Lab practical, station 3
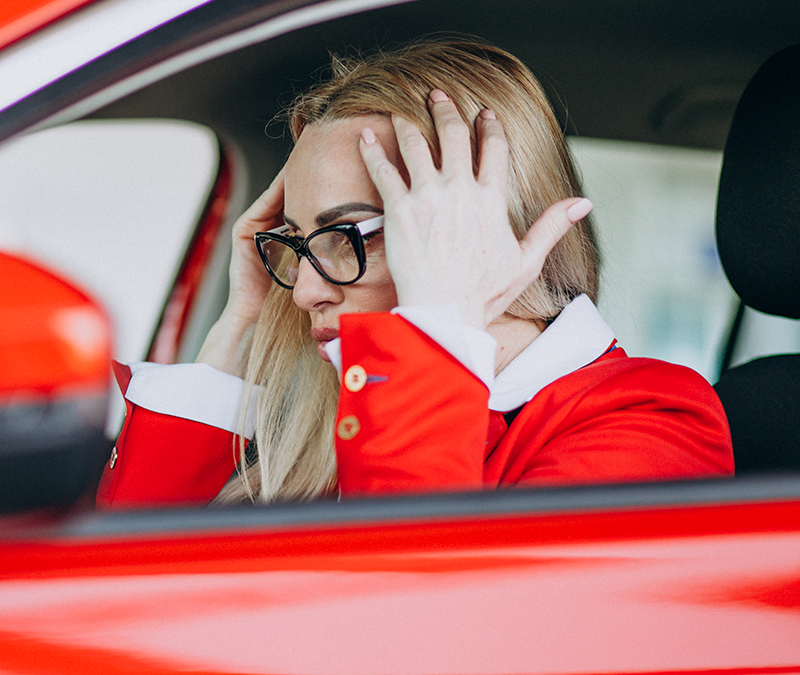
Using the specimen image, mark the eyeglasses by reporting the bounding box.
[254,215,384,289]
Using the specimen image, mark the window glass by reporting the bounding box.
[0,120,219,428]
[2,127,790,417]
[730,306,800,368]
[569,138,735,381]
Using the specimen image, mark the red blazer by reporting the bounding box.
[97,314,733,508]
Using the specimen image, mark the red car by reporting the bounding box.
[1,1,799,673]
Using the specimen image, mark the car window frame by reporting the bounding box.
[2,0,800,520]
[0,0,413,144]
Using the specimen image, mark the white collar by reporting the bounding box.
[326,295,616,414]
[488,295,616,412]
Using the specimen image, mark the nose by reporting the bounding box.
[292,256,343,312]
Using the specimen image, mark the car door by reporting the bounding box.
[1,1,799,673]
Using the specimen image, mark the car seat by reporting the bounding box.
[714,44,800,473]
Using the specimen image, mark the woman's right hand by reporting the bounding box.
[196,169,285,377]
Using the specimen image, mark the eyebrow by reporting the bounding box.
[284,202,383,231]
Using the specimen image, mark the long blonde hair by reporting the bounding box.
[216,39,599,504]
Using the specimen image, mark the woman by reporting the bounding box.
[97,40,733,508]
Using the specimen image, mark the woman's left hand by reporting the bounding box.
[358,89,592,330]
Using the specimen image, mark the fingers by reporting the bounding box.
[427,89,472,176]
[247,168,285,221]
[361,90,504,196]
[566,197,594,223]
[235,169,286,240]
[476,108,508,188]
[391,116,437,185]
[359,126,408,204]
[518,197,593,275]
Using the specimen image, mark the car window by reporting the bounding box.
[570,138,734,381]
[729,307,800,367]
[1,122,791,443]
[0,119,219,429]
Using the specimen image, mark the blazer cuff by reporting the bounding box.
[391,305,497,389]
[124,362,260,439]
[324,305,497,389]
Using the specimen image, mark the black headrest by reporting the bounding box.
[716,44,800,319]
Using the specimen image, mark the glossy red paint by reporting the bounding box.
[3,499,800,579]
[0,0,98,50]
[0,252,112,395]
[1,2,799,673]
[0,498,798,674]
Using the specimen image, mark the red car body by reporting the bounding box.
[1,487,799,674]
[1,1,799,673]
[0,0,95,49]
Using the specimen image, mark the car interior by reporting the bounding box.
[2,0,800,513]
[713,44,800,473]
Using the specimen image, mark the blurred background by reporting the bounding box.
[0,121,737,373]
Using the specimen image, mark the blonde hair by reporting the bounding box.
[215,39,599,504]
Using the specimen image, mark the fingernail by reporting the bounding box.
[567,197,593,222]
[479,108,496,120]
[429,89,448,103]
[361,127,376,144]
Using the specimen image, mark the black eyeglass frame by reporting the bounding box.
[254,215,384,290]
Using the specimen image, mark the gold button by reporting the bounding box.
[109,446,118,469]
[337,415,361,440]
[344,365,367,392]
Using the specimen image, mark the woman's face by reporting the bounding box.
[284,115,401,361]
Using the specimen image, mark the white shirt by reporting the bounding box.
[124,294,615,439]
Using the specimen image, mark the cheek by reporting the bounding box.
[348,257,398,312]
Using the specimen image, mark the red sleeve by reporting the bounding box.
[96,362,241,509]
[334,314,734,497]
[335,313,490,496]
[487,354,734,486]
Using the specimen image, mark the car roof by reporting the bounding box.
[0,0,98,50]
[2,0,800,152]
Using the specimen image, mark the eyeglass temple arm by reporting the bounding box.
[356,215,384,235]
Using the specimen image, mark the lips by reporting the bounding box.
[311,327,339,362]
[311,327,339,343]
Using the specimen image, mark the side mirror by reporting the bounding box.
[0,252,112,513]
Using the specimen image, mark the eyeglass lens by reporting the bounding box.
[263,240,299,286]
[263,230,360,287]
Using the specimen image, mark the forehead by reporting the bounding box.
[283,116,399,224]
